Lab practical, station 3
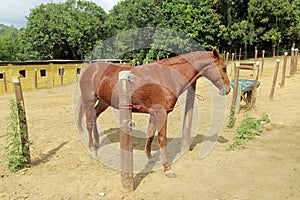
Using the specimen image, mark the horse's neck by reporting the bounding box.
[171,52,210,82]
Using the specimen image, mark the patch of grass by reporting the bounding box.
[229,113,270,150]
[4,99,31,172]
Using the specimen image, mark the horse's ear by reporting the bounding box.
[212,46,221,59]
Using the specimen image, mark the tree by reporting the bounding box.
[208,0,250,51]
[289,0,300,46]
[248,0,294,51]
[18,0,107,60]
[0,25,18,61]
[100,0,163,62]
[104,0,220,63]
[159,0,219,49]
[107,0,162,33]
[145,0,220,61]
[228,20,255,58]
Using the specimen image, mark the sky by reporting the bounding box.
[0,0,120,29]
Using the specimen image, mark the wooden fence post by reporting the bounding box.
[181,82,196,152]
[261,50,265,75]
[60,66,64,86]
[228,62,240,127]
[232,62,240,112]
[269,59,280,100]
[12,77,31,163]
[280,52,288,88]
[255,47,258,63]
[3,71,8,93]
[295,49,298,73]
[34,69,38,89]
[230,53,235,77]
[119,71,134,192]
[226,52,229,67]
[250,61,260,109]
[235,82,242,112]
[290,48,295,77]
[76,68,79,83]
[239,48,242,61]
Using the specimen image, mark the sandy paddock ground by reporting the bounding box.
[0,59,299,200]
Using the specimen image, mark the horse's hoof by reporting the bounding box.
[90,152,97,158]
[165,170,177,178]
[163,165,171,172]
[94,143,100,149]
[146,153,153,160]
[89,148,97,158]
[163,165,176,178]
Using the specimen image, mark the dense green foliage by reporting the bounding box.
[248,0,296,53]
[17,0,107,60]
[0,25,18,61]
[0,0,299,61]
[146,0,220,61]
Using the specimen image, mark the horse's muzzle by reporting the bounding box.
[219,85,231,96]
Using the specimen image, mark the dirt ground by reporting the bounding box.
[0,58,299,200]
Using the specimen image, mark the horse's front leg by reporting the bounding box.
[158,118,177,178]
[145,113,156,159]
[157,120,170,171]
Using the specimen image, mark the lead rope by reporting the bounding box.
[118,93,204,113]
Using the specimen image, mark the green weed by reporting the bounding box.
[229,113,270,150]
[4,99,31,172]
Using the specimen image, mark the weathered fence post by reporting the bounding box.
[269,59,280,100]
[3,71,7,93]
[181,82,196,152]
[228,62,240,127]
[60,66,64,86]
[118,71,134,192]
[235,82,242,112]
[76,68,79,83]
[255,47,258,63]
[12,76,31,163]
[250,61,260,109]
[34,69,38,89]
[226,52,229,67]
[295,49,298,73]
[280,52,288,88]
[290,48,295,77]
[232,62,240,113]
[239,48,242,61]
[261,50,265,75]
[230,53,235,77]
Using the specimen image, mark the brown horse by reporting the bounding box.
[77,47,231,172]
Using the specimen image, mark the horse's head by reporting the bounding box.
[204,47,231,95]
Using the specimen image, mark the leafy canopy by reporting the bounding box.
[18,0,107,60]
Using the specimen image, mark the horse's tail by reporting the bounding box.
[77,95,85,132]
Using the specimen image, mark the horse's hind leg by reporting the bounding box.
[145,113,156,159]
[94,100,109,148]
[84,100,97,152]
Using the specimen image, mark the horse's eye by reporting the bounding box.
[222,67,227,73]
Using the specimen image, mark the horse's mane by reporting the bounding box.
[154,51,212,66]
